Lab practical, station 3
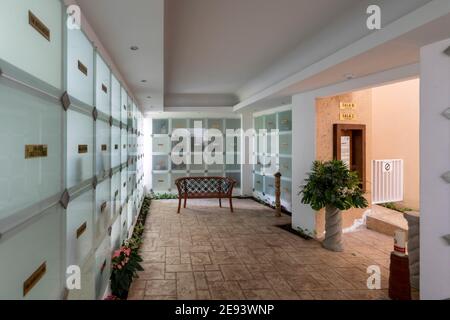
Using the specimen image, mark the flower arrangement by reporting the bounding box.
[110,245,144,299]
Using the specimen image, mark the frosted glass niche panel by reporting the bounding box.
[0,82,62,219]
[120,88,128,124]
[67,110,93,188]
[225,119,241,130]
[0,205,62,299]
[153,119,169,135]
[111,172,120,216]
[0,0,62,89]
[95,235,111,299]
[111,126,120,168]
[120,205,128,244]
[66,190,94,269]
[279,157,292,178]
[254,174,263,193]
[279,134,292,155]
[66,257,95,300]
[171,173,187,190]
[226,172,241,189]
[67,28,94,105]
[265,114,277,132]
[208,119,224,132]
[121,128,127,164]
[96,120,111,177]
[111,75,121,121]
[153,136,170,154]
[153,173,169,191]
[95,54,111,116]
[264,176,276,197]
[95,179,111,241]
[110,216,121,253]
[153,155,169,171]
[172,119,187,132]
[254,116,264,131]
[121,169,127,205]
[278,111,292,132]
[281,180,292,204]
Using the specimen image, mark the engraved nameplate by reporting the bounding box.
[76,222,87,239]
[123,144,126,149]
[115,144,119,150]
[78,145,88,154]
[101,144,107,151]
[115,190,119,198]
[123,182,126,187]
[23,262,46,297]
[78,60,88,76]
[101,202,107,213]
[29,11,50,41]
[102,84,108,93]
[25,145,48,159]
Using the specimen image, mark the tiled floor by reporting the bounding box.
[128,199,394,300]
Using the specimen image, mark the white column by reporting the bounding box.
[291,93,317,236]
[241,111,254,196]
[420,38,450,300]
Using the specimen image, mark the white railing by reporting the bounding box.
[372,159,404,204]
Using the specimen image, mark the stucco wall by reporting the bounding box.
[372,79,420,210]
[315,90,373,237]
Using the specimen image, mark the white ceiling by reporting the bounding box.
[76,0,164,112]
[165,0,359,100]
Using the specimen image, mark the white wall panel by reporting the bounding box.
[96,120,111,177]
[111,75,121,121]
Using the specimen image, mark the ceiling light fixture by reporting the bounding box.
[130,46,139,51]
[344,73,355,80]
[147,96,152,99]
[141,80,147,83]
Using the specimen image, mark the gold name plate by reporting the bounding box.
[23,262,46,297]
[29,11,50,41]
[102,144,108,151]
[78,145,88,154]
[76,222,87,239]
[25,145,48,159]
[78,60,88,76]
[340,112,356,121]
[101,202,107,213]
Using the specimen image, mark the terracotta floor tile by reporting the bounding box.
[205,271,224,282]
[220,265,252,281]
[145,280,176,296]
[166,264,193,273]
[127,199,392,300]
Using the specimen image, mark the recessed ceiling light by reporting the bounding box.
[147,96,152,99]
[130,46,139,51]
[344,73,355,80]
[141,80,147,83]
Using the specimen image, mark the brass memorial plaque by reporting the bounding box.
[115,190,119,198]
[101,202,107,213]
[77,60,88,76]
[25,145,48,159]
[23,262,46,297]
[28,11,50,41]
[101,144,107,151]
[78,145,88,154]
[102,84,108,93]
[76,222,87,239]
[115,144,119,150]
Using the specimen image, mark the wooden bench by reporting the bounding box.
[175,176,236,213]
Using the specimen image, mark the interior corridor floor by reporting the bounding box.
[128,199,392,300]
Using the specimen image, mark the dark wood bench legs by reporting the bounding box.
[177,197,182,214]
[219,198,222,208]
[229,196,234,213]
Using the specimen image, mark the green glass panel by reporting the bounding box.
[95,54,111,116]
[278,110,292,132]
[153,119,169,135]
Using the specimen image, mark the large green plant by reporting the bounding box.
[110,246,144,299]
[300,160,368,211]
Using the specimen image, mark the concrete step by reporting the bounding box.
[366,205,409,237]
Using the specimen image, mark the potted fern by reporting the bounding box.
[299,160,368,252]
